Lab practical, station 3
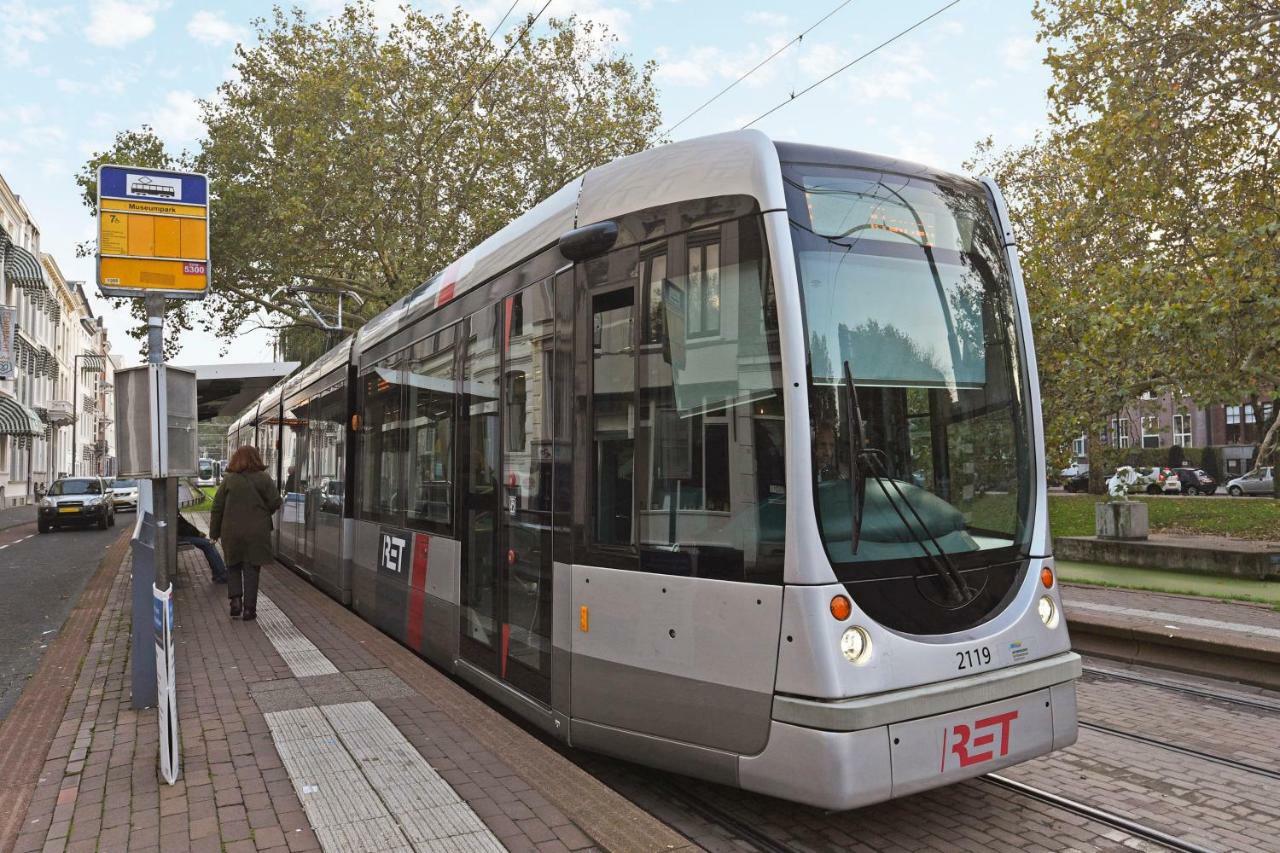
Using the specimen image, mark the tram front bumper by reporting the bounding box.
[739,652,1081,810]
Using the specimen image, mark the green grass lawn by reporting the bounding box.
[1058,560,1280,607]
[1049,494,1280,541]
[187,487,214,513]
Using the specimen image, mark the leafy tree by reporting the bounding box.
[76,2,660,357]
[970,0,1280,491]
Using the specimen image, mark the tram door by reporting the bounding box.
[459,282,554,704]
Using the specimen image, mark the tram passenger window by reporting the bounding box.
[312,383,346,515]
[592,288,635,547]
[357,352,408,524]
[634,216,786,582]
[406,326,456,531]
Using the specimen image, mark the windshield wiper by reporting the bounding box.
[841,361,973,606]
[842,361,867,555]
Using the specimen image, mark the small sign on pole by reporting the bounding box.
[153,585,180,784]
[96,165,210,299]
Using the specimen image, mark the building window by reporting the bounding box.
[1245,403,1257,424]
[1173,414,1192,447]
[1141,415,1160,449]
[1226,405,1243,443]
[1072,433,1086,457]
[1110,417,1130,449]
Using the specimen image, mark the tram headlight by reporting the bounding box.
[1037,595,1059,629]
[840,626,872,664]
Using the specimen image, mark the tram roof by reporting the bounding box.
[351,129,789,355]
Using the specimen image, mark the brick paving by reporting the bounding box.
[8,541,688,853]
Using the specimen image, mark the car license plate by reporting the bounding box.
[888,688,1053,797]
[58,507,79,514]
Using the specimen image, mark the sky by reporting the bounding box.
[0,0,1052,367]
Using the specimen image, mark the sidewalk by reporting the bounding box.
[6,542,692,852]
[0,503,35,532]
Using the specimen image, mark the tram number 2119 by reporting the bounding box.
[955,646,992,671]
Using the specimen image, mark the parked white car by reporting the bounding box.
[110,477,139,510]
[1225,466,1274,497]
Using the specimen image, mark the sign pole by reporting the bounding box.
[100,164,205,784]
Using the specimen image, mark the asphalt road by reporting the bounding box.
[0,517,127,720]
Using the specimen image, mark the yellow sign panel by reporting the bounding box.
[99,257,208,293]
[97,165,209,299]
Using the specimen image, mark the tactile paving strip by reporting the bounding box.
[255,595,340,677]
[258,612,505,850]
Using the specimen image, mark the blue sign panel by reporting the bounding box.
[99,165,208,206]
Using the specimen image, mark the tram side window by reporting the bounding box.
[592,287,635,547]
[311,383,346,515]
[357,353,408,523]
[587,214,786,582]
[406,326,456,531]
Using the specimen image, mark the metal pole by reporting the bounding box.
[146,294,171,591]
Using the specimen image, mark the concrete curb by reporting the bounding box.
[1067,612,1280,691]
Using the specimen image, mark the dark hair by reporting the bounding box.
[226,445,267,474]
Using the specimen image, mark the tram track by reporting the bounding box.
[982,774,1218,853]
[1078,720,1280,782]
[647,779,796,853]
[1082,663,1280,713]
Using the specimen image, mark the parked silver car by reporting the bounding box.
[1225,466,1274,496]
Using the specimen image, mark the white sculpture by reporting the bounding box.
[1106,465,1138,501]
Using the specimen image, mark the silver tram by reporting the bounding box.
[228,131,1079,810]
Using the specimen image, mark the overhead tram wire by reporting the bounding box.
[418,0,555,165]
[485,0,522,42]
[743,0,964,129]
[662,0,856,137]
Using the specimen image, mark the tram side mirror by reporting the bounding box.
[558,220,619,261]
[661,279,686,369]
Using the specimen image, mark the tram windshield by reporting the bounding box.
[784,163,1032,570]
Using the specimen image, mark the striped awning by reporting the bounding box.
[78,353,107,373]
[3,240,44,290]
[0,394,44,436]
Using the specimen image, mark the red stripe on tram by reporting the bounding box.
[406,534,430,650]
[500,623,511,679]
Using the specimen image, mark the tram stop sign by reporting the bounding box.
[96,165,209,300]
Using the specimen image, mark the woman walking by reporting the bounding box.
[210,445,282,621]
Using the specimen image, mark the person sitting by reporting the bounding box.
[177,512,227,583]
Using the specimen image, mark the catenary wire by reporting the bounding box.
[662,0,857,136]
[743,0,963,128]
[485,0,522,42]
[419,0,555,163]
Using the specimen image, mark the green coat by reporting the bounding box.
[209,471,282,567]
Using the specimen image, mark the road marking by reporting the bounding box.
[1070,600,1280,640]
[255,595,503,852]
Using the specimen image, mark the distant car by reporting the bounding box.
[1063,471,1090,493]
[1132,466,1180,495]
[110,477,139,511]
[38,477,116,533]
[1226,466,1274,497]
[1167,467,1217,495]
[1059,463,1088,478]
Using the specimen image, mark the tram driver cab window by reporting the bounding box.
[586,208,786,583]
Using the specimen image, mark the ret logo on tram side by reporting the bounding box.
[379,530,409,575]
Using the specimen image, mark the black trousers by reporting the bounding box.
[228,563,261,609]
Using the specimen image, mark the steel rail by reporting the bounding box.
[1082,664,1280,713]
[1079,720,1280,782]
[983,774,1218,853]
[650,780,796,853]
